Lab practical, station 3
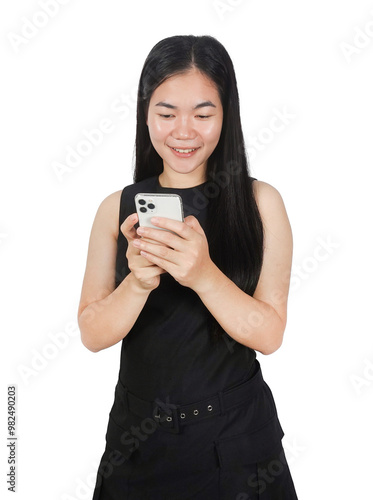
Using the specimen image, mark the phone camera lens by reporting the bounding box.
[138,199,146,205]
[147,203,155,210]
[139,207,147,213]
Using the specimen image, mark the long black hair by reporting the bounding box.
[133,35,264,342]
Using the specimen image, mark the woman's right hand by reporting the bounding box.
[120,213,166,291]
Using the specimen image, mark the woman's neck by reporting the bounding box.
[158,170,207,189]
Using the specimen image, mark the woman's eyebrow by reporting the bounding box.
[155,101,217,110]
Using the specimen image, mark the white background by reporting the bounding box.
[1,0,372,498]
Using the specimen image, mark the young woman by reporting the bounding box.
[78,35,298,499]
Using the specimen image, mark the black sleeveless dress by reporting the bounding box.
[91,175,298,499]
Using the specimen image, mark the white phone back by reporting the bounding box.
[135,193,184,231]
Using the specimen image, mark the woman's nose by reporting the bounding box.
[171,116,196,140]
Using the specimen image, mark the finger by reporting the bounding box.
[130,255,164,283]
[133,252,166,271]
[120,213,139,241]
[148,217,192,240]
[133,252,156,267]
[129,237,165,262]
[145,265,168,277]
[183,215,205,235]
[134,239,178,264]
[140,236,166,247]
[139,249,175,276]
[136,226,184,250]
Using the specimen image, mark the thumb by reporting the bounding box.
[184,215,204,234]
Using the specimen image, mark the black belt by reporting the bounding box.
[117,361,265,434]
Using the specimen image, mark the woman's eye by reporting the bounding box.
[158,114,211,119]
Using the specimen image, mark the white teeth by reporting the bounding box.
[172,147,197,153]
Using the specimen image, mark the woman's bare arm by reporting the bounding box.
[77,191,152,353]
[192,180,293,355]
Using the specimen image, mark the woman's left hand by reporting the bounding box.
[132,215,216,292]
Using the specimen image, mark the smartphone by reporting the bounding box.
[134,193,184,240]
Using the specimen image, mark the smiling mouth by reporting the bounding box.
[168,146,200,153]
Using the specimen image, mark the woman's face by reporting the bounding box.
[147,68,223,181]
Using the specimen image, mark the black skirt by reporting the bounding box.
[92,362,298,499]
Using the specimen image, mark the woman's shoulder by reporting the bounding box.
[251,179,288,219]
[94,189,123,239]
[97,189,123,213]
[251,178,284,201]
[95,177,155,238]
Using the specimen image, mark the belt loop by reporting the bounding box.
[218,391,226,415]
